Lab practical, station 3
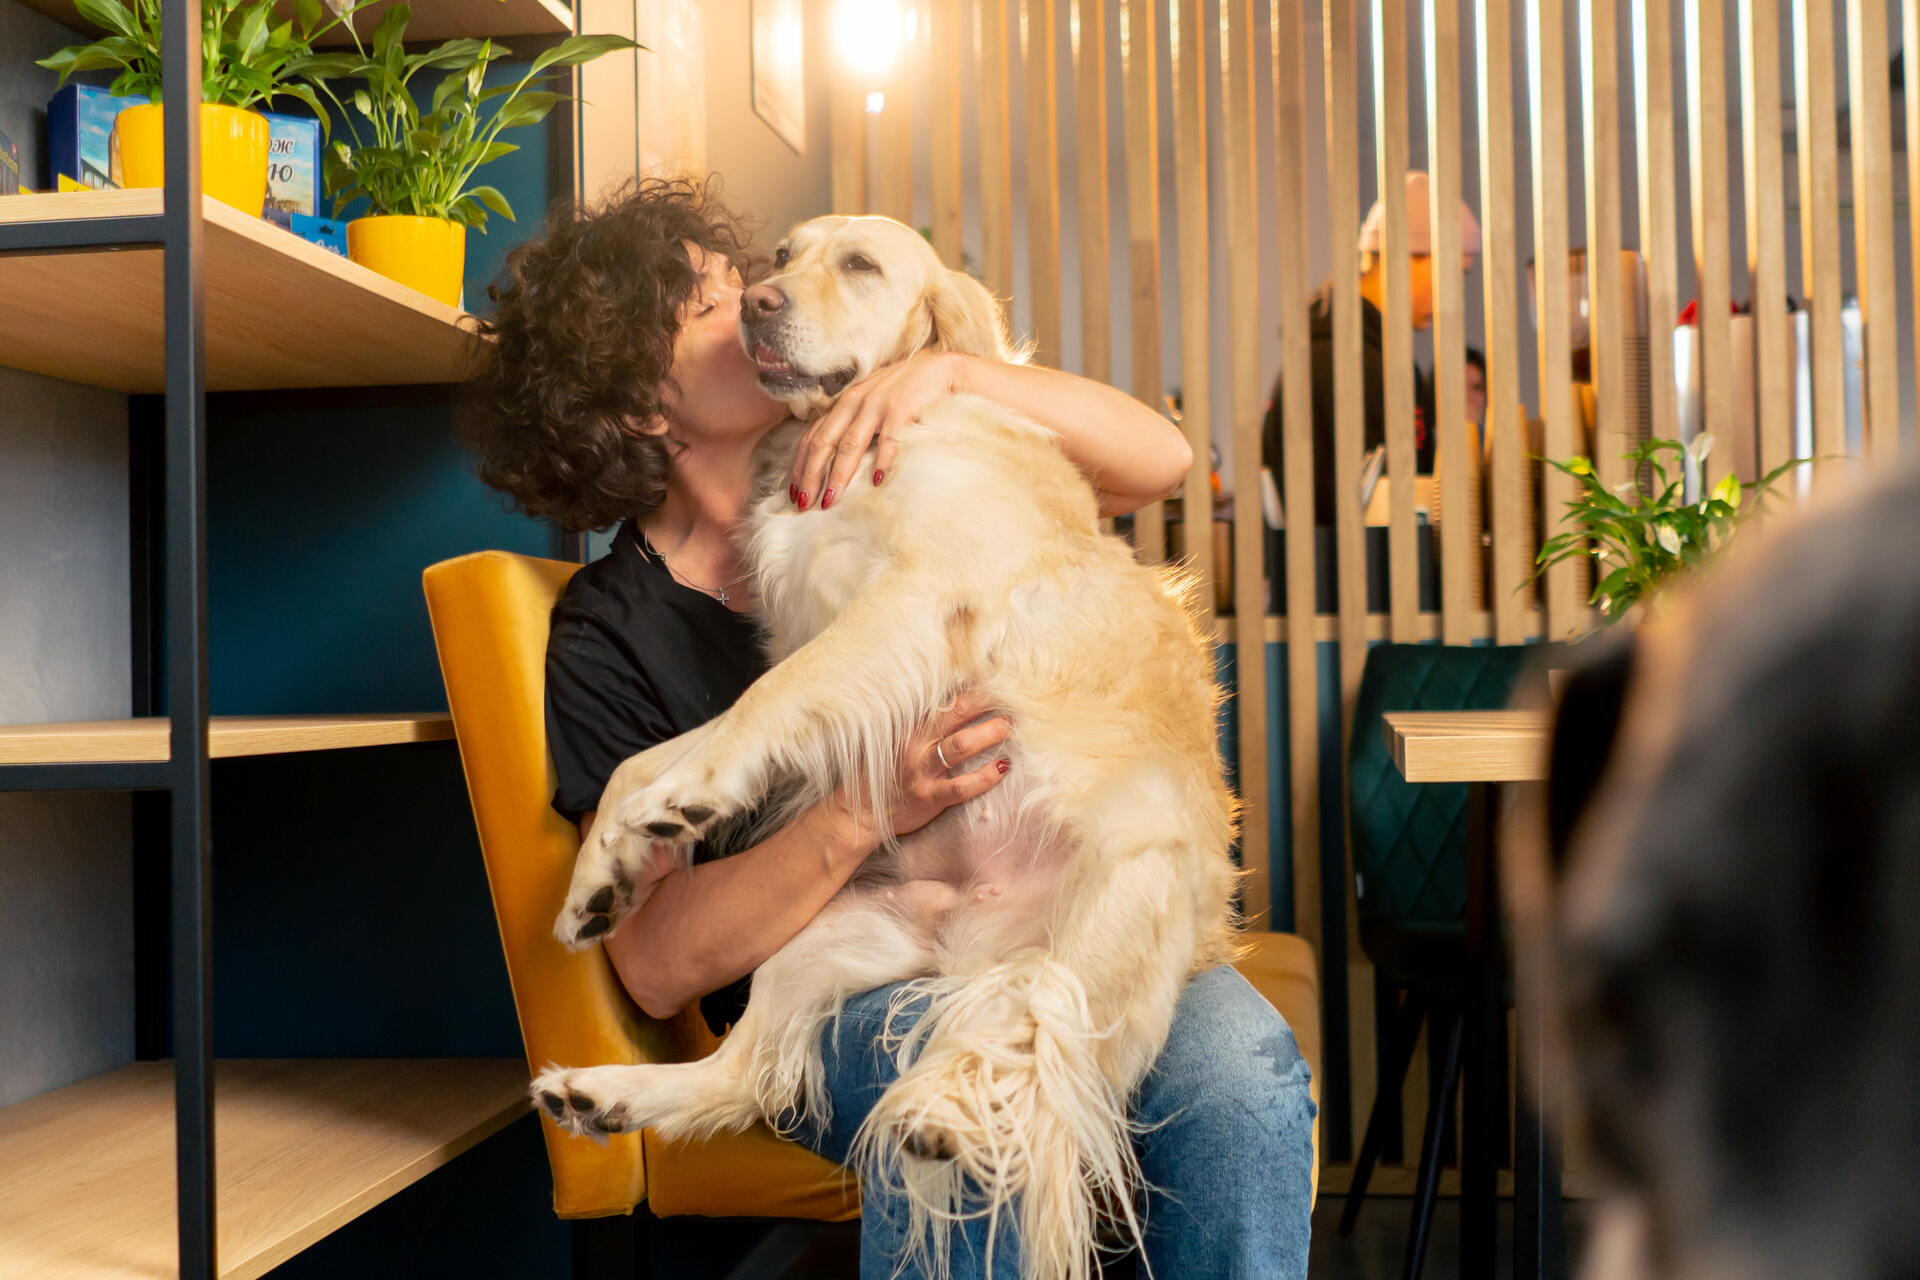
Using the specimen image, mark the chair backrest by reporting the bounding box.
[1347,643,1539,926]
[423,550,677,1219]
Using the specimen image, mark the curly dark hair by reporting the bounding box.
[460,176,759,532]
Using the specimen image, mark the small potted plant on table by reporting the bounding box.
[310,5,635,306]
[39,0,350,216]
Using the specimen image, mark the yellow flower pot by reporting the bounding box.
[346,215,466,308]
[111,103,269,217]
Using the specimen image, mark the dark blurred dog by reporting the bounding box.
[1548,471,1920,1280]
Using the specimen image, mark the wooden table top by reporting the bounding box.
[1383,710,1553,783]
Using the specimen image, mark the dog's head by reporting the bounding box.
[739,215,1016,418]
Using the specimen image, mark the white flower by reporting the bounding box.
[1655,522,1683,556]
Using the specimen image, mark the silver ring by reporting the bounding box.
[935,740,952,771]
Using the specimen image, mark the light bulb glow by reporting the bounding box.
[835,0,915,77]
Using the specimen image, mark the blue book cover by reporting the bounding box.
[47,84,146,190]
[289,212,346,256]
[263,113,320,226]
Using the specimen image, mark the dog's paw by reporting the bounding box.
[607,774,730,848]
[531,1066,642,1139]
[554,821,683,950]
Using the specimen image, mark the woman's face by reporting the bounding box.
[657,243,788,444]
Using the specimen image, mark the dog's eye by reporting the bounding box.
[844,255,880,274]
[773,246,790,268]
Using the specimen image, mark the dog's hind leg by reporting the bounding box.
[535,893,937,1144]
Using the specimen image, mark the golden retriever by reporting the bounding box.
[532,215,1240,1280]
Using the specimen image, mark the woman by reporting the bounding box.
[463,176,1315,1280]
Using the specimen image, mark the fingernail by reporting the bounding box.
[822,487,836,510]
[873,468,886,486]
[788,483,799,505]
[797,491,810,511]
[996,758,1010,774]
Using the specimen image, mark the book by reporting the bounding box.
[289,212,346,256]
[263,113,320,226]
[0,127,19,195]
[47,84,144,190]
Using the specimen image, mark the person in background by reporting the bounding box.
[1464,345,1488,428]
[1260,170,1481,526]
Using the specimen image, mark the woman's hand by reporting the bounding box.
[828,692,1012,842]
[788,351,967,510]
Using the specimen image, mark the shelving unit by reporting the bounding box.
[0,1058,528,1280]
[14,0,574,46]
[0,714,454,764]
[0,191,480,392]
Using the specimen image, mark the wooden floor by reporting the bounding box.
[644,1195,1592,1278]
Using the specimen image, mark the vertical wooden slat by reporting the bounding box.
[1582,0,1627,489]
[1793,0,1844,471]
[1372,0,1420,640]
[1847,0,1901,462]
[1023,0,1065,366]
[1634,0,1681,453]
[977,0,1016,304]
[930,0,966,264]
[879,9,919,225]
[1685,0,1733,488]
[1481,0,1528,644]
[1906,0,1920,467]
[1741,0,1790,474]
[1122,0,1166,560]
[1426,0,1471,645]
[577,0,639,198]
[1529,0,1580,634]
[1171,0,1216,610]
[1222,0,1269,923]
[830,74,869,214]
[1074,0,1113,384]
[1273,0,1317,948]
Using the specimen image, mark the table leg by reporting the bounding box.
[1515,784,1567,1279]
[1460,781,1499,1276]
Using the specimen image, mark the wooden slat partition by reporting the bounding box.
[976,0,1016,304]
[1372,0,1421,640]
[1024,0,1065,367]
[1740,0,1791,474]
[1846,0,1901,460]
[1792,0,1845,473]
[1170,0,1216,610]
[1426,0,1472,645]
[830,72,869,214]
[1582,0,1627,490]
[879,11,918,225]
[1634,0,1681,452]
[1222,0,1269,922]
[1122,0,1167,561]
[930,0,966,265]
[1326,0,1367,728]
[1907,0,1920,464]
[1529,0,1580,635]
[1685,0,1733,488]
[1481,0,1528,643]
[1074,0,1113,385]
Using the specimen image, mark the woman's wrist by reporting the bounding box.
[807,788,883,871]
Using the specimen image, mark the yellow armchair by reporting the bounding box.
[422,548,1319,1240]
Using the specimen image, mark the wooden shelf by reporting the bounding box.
[16,0,573,46]
[1382,710,1553,783]
[0,1058,529,1280]
[0,713,454,765]
[0,190,482,392]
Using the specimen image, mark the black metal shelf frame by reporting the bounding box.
[0,0,215,1271]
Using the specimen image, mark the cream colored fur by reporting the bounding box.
[534,216,1240,1280]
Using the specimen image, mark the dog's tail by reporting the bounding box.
[850,957,1145,1280]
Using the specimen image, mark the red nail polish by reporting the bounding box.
[788,483,799,505]
[872,468,886,486]
[797,491,810,510]
[996,758,1010,774]
[822,487,836,510]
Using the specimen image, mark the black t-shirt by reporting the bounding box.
[545,518,769,1032]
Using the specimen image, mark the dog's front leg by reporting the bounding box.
[598,582,976,856]
[535,892,936,1143]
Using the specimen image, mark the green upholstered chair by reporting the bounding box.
[1339,642,1543,1278]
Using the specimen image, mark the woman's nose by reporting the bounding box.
[743,282,787,317]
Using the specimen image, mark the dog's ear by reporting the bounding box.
[924,268,1016,362]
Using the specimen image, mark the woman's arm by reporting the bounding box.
[787,351,1192,518]
[594,696,1013,1019]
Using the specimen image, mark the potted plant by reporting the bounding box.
[38,0,352,216]
[1533,434,1812,624]
[309,6,635,306]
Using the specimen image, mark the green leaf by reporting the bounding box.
[464,183,513,219]
[1711,471,1742,510]
[293,0,321,32]
[73,0,142,41]
[371,1,410,58]
[528,31,640,77]
[236,3,270,60]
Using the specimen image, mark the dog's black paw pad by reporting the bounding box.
[589,1105,632,1135]
[539,1092,567,1118]
[576,914,612,941]
[644,820,684,838]
[585,885,615,914]
[681,805,716,826]
[567,1090,596,1113]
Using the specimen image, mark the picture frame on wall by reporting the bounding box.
[751,0,806,155]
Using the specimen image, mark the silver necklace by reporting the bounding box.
[640,529,753,606]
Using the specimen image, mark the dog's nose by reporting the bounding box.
[743,283,787,317]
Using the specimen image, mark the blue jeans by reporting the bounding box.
[794,965,1316,1279]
